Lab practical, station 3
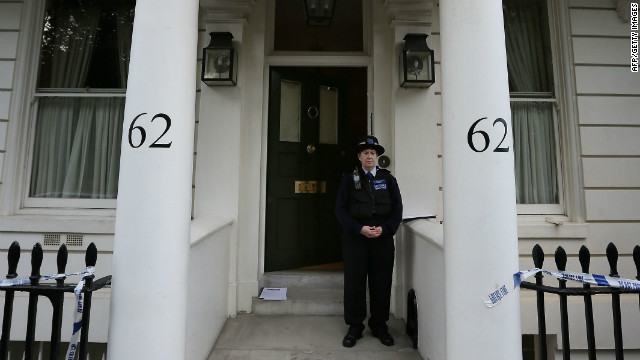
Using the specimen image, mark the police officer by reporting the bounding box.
[335,135,403,348]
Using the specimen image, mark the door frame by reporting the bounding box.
[258,58,373,275]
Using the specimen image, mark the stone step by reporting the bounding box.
[208,314,423,360]
[259,270,344,289]
[254,270,345,315]
[253,287,344,315]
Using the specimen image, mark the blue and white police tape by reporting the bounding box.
[65,278,86,360]
[0,267,95,287]
[483,268,640,308]
[483,284,511,308]
[513,268,640,291]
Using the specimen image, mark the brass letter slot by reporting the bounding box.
[295,180,326,194]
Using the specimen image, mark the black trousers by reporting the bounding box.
[342,233,395,333]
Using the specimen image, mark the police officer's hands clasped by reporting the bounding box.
[360,226,382,238]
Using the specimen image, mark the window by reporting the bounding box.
[26,0,134,207]
[503,0,563,214]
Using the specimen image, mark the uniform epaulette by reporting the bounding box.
[377,168,391,174]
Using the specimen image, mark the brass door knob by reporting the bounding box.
[307,144,316,154]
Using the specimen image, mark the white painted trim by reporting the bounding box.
[227,282,237,316]
[517,218,589,239]
[190,213,234,247]
[551,0,585,223]
[403,218,443,249]
[0,214,116,233]
[0,0,42,215]
[34,92,126,97]
[23,198,117,208]
[258,61,269,277]
[237,279,259,313]
[517,203,564,215]
[384,0,433,27]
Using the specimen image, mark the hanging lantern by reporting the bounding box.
[400,33,435,88]
[201,32,237,86]
[304,0,336,26]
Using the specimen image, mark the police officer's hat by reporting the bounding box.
[356,135,385,155]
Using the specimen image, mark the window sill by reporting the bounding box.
[0,214,115,234]
[23,197,117,209]
[517,216,588,239]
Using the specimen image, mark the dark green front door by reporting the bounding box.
[265,67,366,272]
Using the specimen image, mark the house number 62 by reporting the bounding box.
[128,112,173,149]
[467,117,510,153]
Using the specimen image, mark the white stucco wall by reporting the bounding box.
[397,220,446,360]
[186,216,232,360]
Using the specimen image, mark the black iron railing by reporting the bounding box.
[0,241,111,360]
[520,243,640,360]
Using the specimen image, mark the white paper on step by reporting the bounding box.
[259,287,287,300]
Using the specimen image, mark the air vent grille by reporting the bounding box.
[43,234,61,246]
[66,234,84,247]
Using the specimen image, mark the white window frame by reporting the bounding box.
[512,96,564,216]
[19,0,128,211]
[511,0,585,223]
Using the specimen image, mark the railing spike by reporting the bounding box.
[7,241,21,279]
[86,242,98,268]
[57,244,68,274]
[555,245,570,359]
[633,245,640,281]
[30,243,43,285]
[57,244,68,287]
[606,242,623,357]
[532,244,545,268]
[606,242,619,277]
[579,245,591,274]
[555,246,567,271]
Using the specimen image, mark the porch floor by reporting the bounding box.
[206,314,424,360]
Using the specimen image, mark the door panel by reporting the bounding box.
[265,67,362,272]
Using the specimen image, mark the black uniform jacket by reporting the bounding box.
[335,166,403,238]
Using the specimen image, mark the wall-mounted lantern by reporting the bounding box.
[304,0,336,26]
[201,32,237,86]
[400,33,435,88]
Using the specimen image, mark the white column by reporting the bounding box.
[440,0,522,359]
[107,0,198,359]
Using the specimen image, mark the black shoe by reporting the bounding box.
[342,332,363,348]
[372,330,394,346]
